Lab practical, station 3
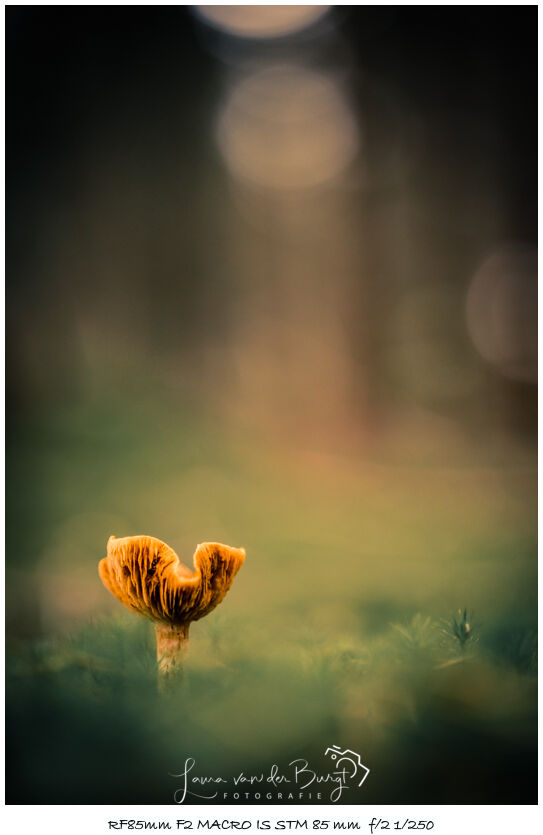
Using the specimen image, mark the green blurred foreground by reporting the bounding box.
[6,398,537,803]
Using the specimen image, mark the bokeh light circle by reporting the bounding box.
[466,243,537,383]
[216,65,359,191]
[193,5,330,39]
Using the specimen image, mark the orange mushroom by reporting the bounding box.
[98,534,245,679]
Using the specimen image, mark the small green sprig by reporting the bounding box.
[441,608,477,652]
[391,613,435,649]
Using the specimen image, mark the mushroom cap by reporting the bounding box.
[98,535,246,626]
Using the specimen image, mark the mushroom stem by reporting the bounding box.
[155,622,190,680]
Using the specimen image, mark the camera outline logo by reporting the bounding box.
[324,744,370,788]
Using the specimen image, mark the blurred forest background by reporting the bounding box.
[6,5,537,804]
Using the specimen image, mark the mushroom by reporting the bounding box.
[98,534,245,680]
